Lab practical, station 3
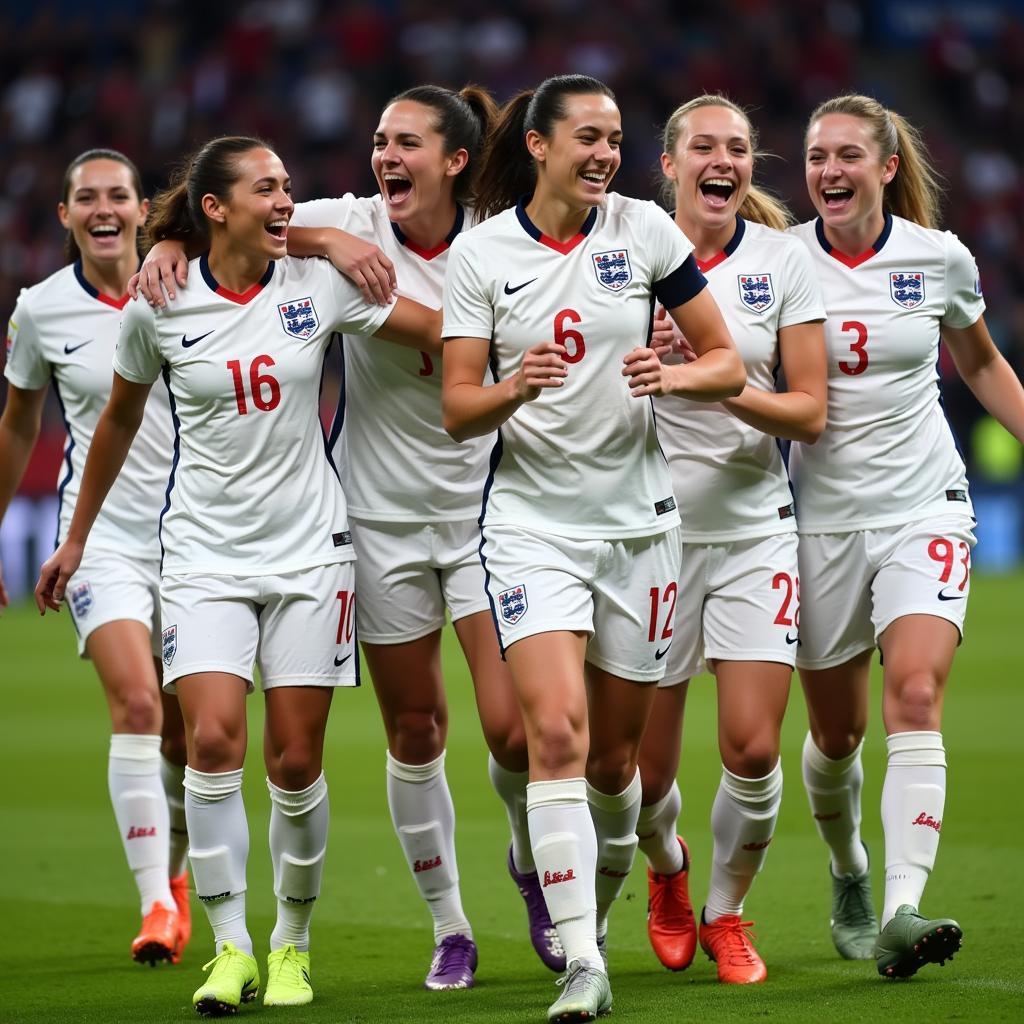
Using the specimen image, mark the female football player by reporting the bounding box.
[442,74,745,1022]
[36,135,442,1014]
[635,95,826,984]
[790,94,1024,979]
[0,149,190,967]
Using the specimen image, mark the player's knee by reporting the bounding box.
[114,686,162,734]
[529,716,586,775]
[809,723,864,761]
[722,734,779,779]
[266,738,322,791]
[189,720,245,773]
[586,748,639,796]
[639,763,674,806]
[484,720,529,772]
[390,708,445,762]
[892,671,941,729]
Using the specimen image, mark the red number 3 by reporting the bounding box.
[838,320,868,376]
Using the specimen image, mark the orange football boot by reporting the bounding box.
[170,871,192,964]
[646,836,697,970]
[131,900,179,966]
[699,913,767,984]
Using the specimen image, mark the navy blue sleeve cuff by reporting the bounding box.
[653,254,707,309]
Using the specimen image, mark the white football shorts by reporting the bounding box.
[159,562,359,691]
[480,524,682,683]
[661,532,800,686]
[348,517,490,644]
[797,514,976,670]
[65,547,161,659]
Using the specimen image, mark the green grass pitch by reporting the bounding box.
[1,575,1023,1023]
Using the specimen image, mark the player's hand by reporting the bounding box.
[326,235,396,305]
[623,346,673,397]
[34,540,84,615]
[652,305,697,363]
[515,342,568,402]
[129,241,189,307]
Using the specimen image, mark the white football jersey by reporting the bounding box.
[4,262,172,557]
[113,254,392,574]
[443,194,704,539]
[789,215,983,532]
[291,196,489,522]
[655,218,825,542]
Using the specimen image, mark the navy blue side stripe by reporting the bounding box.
[158,364,182,572]
[51,379,75,550]
[319,335,343,482]
[326,334,346,454]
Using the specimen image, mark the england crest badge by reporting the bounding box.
[890,272,925,309]
[278,297,319,339]
[162,624,177,667]
[70,581,93,618]
[738,274,775,312]
[497,585,528,626]
[592,250,632,292]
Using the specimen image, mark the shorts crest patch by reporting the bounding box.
[592,250,632,292]
[70,581,93,618]
[497,585,528,626]
[278,297,319,339]
[890,272,925,309]
[162,624,177,667]
[738,274,775,312]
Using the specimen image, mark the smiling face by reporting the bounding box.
[528,92,622,209]
[661,104,753,233]
[58,159,147,267]
[202,147,293,260]
[805,113,898,239]
[371,100,467,226]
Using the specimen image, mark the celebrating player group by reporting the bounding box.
[2,71,1023,1023]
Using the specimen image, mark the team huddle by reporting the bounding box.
[2,72,1023,1023]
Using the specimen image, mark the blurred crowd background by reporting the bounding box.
[2,0,1023,593]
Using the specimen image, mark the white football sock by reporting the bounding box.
[705,761,783,922]
[160,754,190,878]
[588,769,642,939]
[637,780,685,876]
[109,734,173,915]
[881,731,946,926]
[386,751,472,942]
[488,754,534,872]
[268,773,328,952]
[802,733,869,877]
[184,766,251,955]
[527,778,601,971]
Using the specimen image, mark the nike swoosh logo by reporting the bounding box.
[654,645,671,660]
[504,278,537,295]
[937,590,966,602]
[334,653,352,667]
[64,339,94,354]
[182,331,214,348]
[785,633,799,645]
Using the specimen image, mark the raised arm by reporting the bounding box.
[35,373,152,612]
[288,226,395,306]
[0,384,47,609]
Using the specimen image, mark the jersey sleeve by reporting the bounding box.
[777,238,827,328]
[112,298,163,384]
[289,194,363,232]
[320,259,394,336]
[3,291,50,389]
[645,205,707,308]
[942,232,985,329]
[441,238,493,341]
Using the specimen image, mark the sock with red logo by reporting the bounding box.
[637,780,685,876]
[109,734,174,915]
[386,750,472,942]
[527,778,602,971]
[268,773,328,952]
[588,769,642,940]
[160,754,189,878]
[705,761,782,922]
[184,766,251,955]
[880,731,946,926]
[801,733,869,877]
[488,754,533,872]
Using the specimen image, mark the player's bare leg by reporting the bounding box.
[90,620,178,964]
[158,679,191,962]
[365,634,476,989]
[874,615,962,978]
[637,683,695,971]
[800,652,877,959]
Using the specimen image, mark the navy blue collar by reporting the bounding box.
[389,204,465,260]
[515,196,598,254]
[815,212,892,268]
[200,253,274,303]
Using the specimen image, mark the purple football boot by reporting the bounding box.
[424,933,478,990]
[507,846,566,972]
